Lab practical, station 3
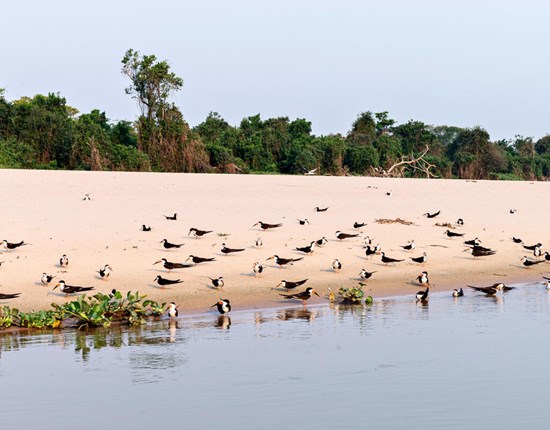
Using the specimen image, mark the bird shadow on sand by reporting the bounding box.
[240,272,257,277]
[148,284,175,290]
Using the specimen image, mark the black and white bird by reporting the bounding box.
[0,292,21,300]
[315,237,328,247]
[544,252,550,262]
[521,256,543,268]
[53,280,94,296]
[465,246,496,258]
[314,206,329,212]
[416,271,429,285]
[332,259,342,272]
[453,288,464,297]
[97,264,113,280]
[359,269,376,280]
[255,238,263,247]
[161,239,184,250]
[363,236,374,246]
[510,209,517,214]
[416,287,429,302]
[267,255,303,268]
[2,240,26,250]
[59,254,69,267]
[444,230,465,238]
[279,287,319,304]
[221,243,245,255]
[276,279,308,290]
[295,241,315,255]
[253,261,264,276]
[154,258,193,271]
[456,218,464,225]
[154,275,183,287]
[253,221,282,230]
[523,243,542,251]
[335,231,359,240]
[186,255,216,265]
[167,302,179,318]
[353,222,367,229]
[410,252,428,264]
[464,238,482,247]
[364,246,376,259]
[386,190,392,196]
[468,283,513,295]
[142,225,152,232]
[211,298,231,314]
[533,245,542,260]
[381,252,404,264]
[189,227,213,238]
[544,280,550,290]
[41,273,56,286]
[164,213,177,220]
[400,240,415,251]
[512,237,523,244]
[207,276,225,289]
[82,193,91,201]
[424,210,440,218]
[297,218,310,225]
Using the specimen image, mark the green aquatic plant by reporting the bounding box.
[338,284,365,304]
[17,309,62,329]
[0,306,17,328]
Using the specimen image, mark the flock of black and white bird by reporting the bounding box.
[1,192,549,317]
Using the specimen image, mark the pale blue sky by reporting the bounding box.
[1,0,548,140]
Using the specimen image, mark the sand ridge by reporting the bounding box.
[0,169,548,314]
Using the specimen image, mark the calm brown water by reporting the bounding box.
[1,282,549,429]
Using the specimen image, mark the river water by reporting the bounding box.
[1,282,549,429]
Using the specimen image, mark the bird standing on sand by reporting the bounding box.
[453,288,464,297]
[424,210,440,218]
[416,271,429,285]
[523,242,542,251]
[544,252,550,262]
[400,240,415,251]
[186,255,216,265]
[465,246,496,258]
[164,213,177,220]
[456,218,464,225]
[512,237,523,244]
[167,302,179,318]
[381,252,404,264]
[297,218,310,225]
[295,241,315,255]
[314,206,329,212]
[207,276,225,290]
[354,222,366,229]
[221,243,245,255]
[154,258,192,271]
[280,287,319,305]
[315,237,328,247]
[212,298,231,314]
[97,264,113,280]
[534,245,542,260]
[0,292,21,300]
[154,275,183,287]
[365,246,376,259]
[359,269,376,280]
[464,238,482,246]
[410,252,428,264]
[142,225,152,231]
[275,279,308,290]
[267,255,303,268]
[332,259,342,272]
[41,273,56,286]
[444,230,465,238]
[335,231,359,240]
[59,254,69,267]
[53,280,94,296]
[82,193,91,201]
[161,239,184,250]
[253,261,264,276]
[255,238,263,247]
[189,228,213,238]
[2,240,26,250]
[520,256,543,268]
[253,221,282,230]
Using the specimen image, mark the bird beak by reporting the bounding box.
[266,256,274,261]
[53,284,59,290]
[185,257,190,262]
[159,240,163,244]
[153,260,161,265]
[252,223,258,227]
[313,291,320,297]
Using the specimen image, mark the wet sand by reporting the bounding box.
[0,169,548,313]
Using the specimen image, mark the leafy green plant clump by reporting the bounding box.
[0,291,166,330]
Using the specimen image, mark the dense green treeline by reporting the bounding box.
[1,51,549,180]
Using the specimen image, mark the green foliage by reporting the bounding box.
[338,284,365,304]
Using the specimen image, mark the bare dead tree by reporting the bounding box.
[369,145,438,178]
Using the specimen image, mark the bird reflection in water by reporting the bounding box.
[169,320,179,342]
[278,308,316,322]
[215,315,231,330]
